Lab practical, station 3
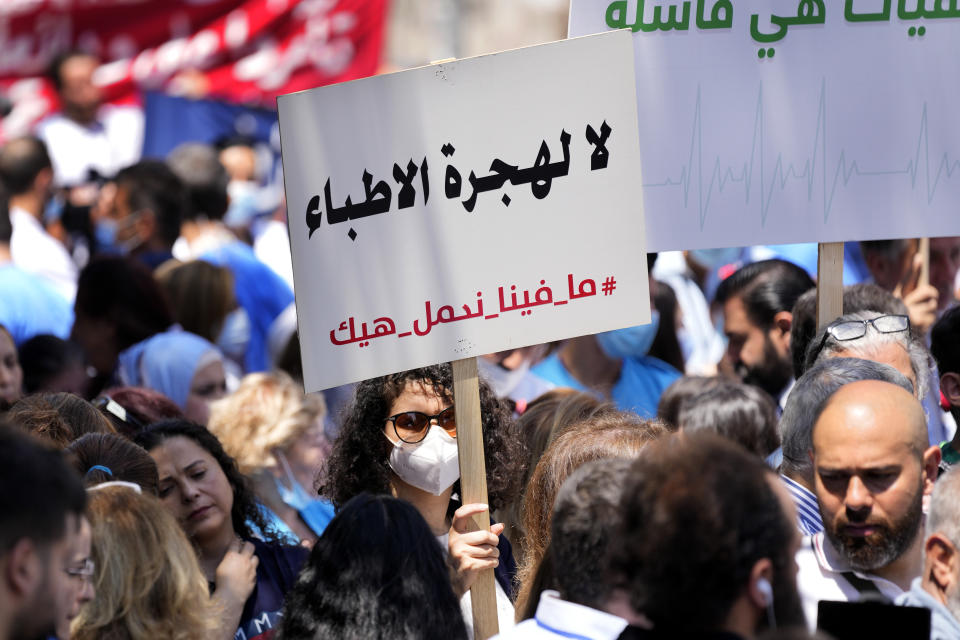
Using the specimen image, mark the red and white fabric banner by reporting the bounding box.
[0,0,389,142]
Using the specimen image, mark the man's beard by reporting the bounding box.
[823,478,924,572]
[737,333,793,399]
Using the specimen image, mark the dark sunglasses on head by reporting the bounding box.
[385,406,456,443]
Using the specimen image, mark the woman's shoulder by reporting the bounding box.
[249,537,310,587]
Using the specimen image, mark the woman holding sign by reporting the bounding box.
[321,364,522,636]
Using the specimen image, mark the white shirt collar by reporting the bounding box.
[811,531,904,594]
[533,590,628,640]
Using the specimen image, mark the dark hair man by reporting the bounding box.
[0,136,77,301]
[0,196,74,346]
[931,306,960,472]
[779,358,914,537]
[497,458,641,639]
[613,433,805,639]
[798,380,940,626]
[37,51,143,188]
[896,466,960,638]
[0,425,87,640]
[166,143,294,373]
[107,161,185,269]
[716,259,814,406]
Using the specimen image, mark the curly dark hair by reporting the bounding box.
[134,419,274,542]
[320,364,521,513]
[275,493,467,640]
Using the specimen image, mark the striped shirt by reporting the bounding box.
[780,474,823,536]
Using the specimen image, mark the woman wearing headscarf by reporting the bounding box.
[117,329,227,425]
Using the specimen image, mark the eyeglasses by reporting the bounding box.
[385,406,456,443]
[811,314,911,363]
[65,558,95,582]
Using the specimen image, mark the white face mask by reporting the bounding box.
[387,425,460,496]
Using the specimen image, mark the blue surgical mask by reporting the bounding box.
[94,218,119,252]
[274,451,335,536]
[43,194,65,224]
[595,310,661,360]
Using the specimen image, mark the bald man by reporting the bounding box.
[796,380,941,627]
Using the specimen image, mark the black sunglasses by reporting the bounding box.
[385,406,457,443]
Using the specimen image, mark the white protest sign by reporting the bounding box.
[569,1,960,252]
[278,31,649,393]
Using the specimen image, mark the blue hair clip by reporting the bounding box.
[86,464,113,477]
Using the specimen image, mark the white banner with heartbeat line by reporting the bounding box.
[570,0,960,251]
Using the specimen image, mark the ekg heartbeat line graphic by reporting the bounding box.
[642,79,960,229]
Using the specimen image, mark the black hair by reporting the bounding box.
[320,364,521,513]
[275,493,467,640]
[715,259,815,330]
[47,50,98,93]
[114,161,185,246]
[932,305,960,377]
[134,420,274,542]
[67,432,160,495]
[612,433,801,633]
[655,375,723,430]
[276,494,467,640]
[18,335,86,394]
[75,256,173,352]
[0,190,11,244]
[0,424,86,551]
[677,381,780,457]
[166,144,229,222]
[0,136,51,196]
[550,458,633,608]
[789,283,908,379]
[648,279,684,372]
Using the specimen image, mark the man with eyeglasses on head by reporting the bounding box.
[805,310,949,447]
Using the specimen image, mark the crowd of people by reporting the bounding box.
[2,50,960,640]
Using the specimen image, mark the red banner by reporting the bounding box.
[0,0,388,141]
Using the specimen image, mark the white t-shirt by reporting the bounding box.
[36,106,143,186]
[9,206,77,302]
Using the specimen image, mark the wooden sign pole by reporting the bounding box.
[451,357,499,640]
[817,242,844,330]
[435,52,498,637]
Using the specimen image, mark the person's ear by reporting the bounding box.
[34,167,54,195]
[922,446,942,495]
[5,538,42,598]
[941,372,960,409]
[748,558,774,610]
[773,311,793,337]
[926,533,958,594]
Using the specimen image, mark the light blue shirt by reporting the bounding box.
[533,352,680,418]
[896,578,960,640]
[0,264,73,345]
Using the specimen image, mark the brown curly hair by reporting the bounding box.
[319,364,522,513]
